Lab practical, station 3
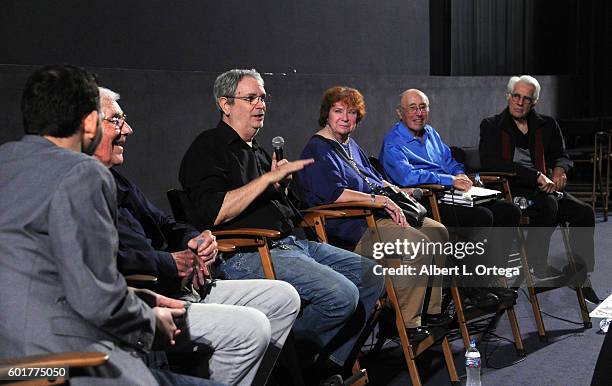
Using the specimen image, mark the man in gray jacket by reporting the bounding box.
[0,65,212,385]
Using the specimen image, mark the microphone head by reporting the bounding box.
[272,136,285,149]
[412,188,423,200]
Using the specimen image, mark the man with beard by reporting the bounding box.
[0,65,212,385]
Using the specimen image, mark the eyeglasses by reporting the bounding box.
[509,93,534,105]
[401,105,429,114]
[223,94,269,105]
[103,113,127,129]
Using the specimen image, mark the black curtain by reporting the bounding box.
[431,0,578,76]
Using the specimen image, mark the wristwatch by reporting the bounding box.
[370,192,376,203]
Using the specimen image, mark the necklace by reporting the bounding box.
[339,141,353,160]
[326,129,353,160]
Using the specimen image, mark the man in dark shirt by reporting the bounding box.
[94,86,301,385]
[179,69,385,371]
[479,75,599,303]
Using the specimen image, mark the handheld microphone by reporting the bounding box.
[272,136,284,161]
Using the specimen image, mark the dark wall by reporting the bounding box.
[1,0,428,75]
[0,65,560,213]
[0,0,573,213]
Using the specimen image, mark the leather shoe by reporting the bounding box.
[531,265,564,280]
[406,326,430,342]
[580,286,601,305]
[425,313,453,327]
[488,287,518,304]
[462,287,500,309]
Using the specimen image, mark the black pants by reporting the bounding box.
[513,188,595,272]
[428,199,521,268]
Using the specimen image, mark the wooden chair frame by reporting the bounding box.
[167,189,380,386]
[307,201,460,386]
[0,352,108,386]
[479,173,592,341]
[412,182,526,355]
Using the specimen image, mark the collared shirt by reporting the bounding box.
[179,121,296,234]
[379,121,465,187]
[112,168,199,297]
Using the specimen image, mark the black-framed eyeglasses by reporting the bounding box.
[103,113,127,129]
[223,94,269,105]
[509,93,534,105]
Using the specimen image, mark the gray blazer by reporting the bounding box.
[0,135,158,385]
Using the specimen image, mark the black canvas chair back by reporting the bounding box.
[450,146,481,173]
[367,156,389,179]
[166,188,204,229]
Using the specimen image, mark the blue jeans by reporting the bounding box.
[215,236,384,366]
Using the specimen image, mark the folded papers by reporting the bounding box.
[439,186,501,207]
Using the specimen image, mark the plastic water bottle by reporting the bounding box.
[465,338,481,386]
[513,196,533,210]
[600,318,611,334]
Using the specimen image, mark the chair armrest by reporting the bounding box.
[478,171,516,178]
[299,210,346,228]
[301,208,347,217]
[125,274,158,287]
[217,240,236,253]
[412,184,445,191]
[477,175,503,184]
[213,229,281,238]
[0,352,109,376]
[213,229,281,250]
[309,201,386,211]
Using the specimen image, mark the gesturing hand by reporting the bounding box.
[267,157,314,185]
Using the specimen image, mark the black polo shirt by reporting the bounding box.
[179,121,296,234]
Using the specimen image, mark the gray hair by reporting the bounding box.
[98,87,120,103]
[213,69,264,111]
[506,75,540,103]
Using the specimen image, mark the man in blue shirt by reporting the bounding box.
[380,88,521,303]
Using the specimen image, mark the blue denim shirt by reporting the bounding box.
[379,121,465,187]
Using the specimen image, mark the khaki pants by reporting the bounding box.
[354,217,448,328]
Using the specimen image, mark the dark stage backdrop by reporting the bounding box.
[0,0,575,213]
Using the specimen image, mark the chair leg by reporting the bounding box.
[384,275,422,386]
[500,277,526,356]
[505,306,526,356]
[560,226,592,329]
[517,229,548,342]
[450,285,471,351]
[350,360,369,386]
[441,336,460,385]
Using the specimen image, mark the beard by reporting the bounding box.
[82,119,103,155]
